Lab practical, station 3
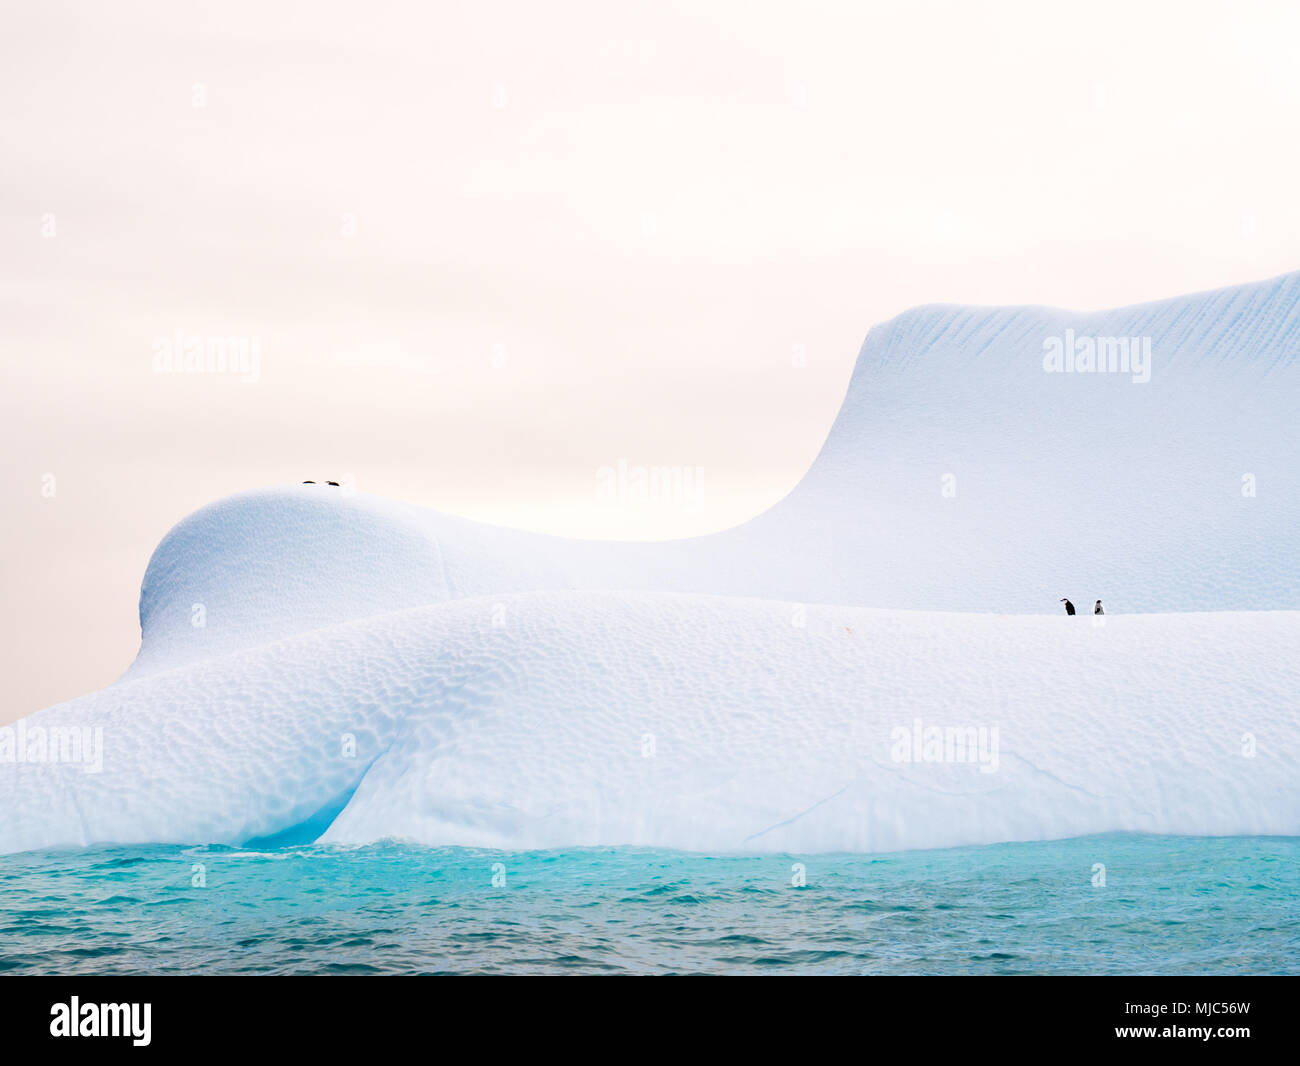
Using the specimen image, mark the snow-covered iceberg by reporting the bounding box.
[4,271,1299,854]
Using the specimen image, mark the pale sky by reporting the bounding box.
[4,0,1300,723]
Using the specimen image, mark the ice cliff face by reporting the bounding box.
[4,271,1299,854]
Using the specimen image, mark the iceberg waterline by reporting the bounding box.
[4,271,1300,854]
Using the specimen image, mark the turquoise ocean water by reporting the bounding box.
[1,834,1296,975]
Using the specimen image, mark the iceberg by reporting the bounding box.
[4,270,1299,854]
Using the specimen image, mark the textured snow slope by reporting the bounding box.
[4,271,1299,854]
[6,593,1299,854]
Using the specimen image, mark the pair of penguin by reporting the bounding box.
[1060,598,1103,616]
[302,480,340,486]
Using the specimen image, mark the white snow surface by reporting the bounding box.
[4,271,1300,854]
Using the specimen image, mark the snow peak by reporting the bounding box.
[49,997,151,1046]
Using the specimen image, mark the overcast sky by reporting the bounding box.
[4,0,1300,722]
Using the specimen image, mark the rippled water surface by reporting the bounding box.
[1,835,1296,974]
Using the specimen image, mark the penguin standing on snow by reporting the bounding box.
[1094,600,1104,615]
[1060,598,1076,615]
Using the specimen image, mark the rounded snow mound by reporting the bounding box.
[128,485,452,677]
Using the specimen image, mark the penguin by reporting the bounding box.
[1094,600,1104,615]
[302,480,316,484]
[327,481,340,487]
[1060,598,1076,616]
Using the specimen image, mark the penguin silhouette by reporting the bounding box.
[1094,600,1104,615]
[1060,598,1076,616]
